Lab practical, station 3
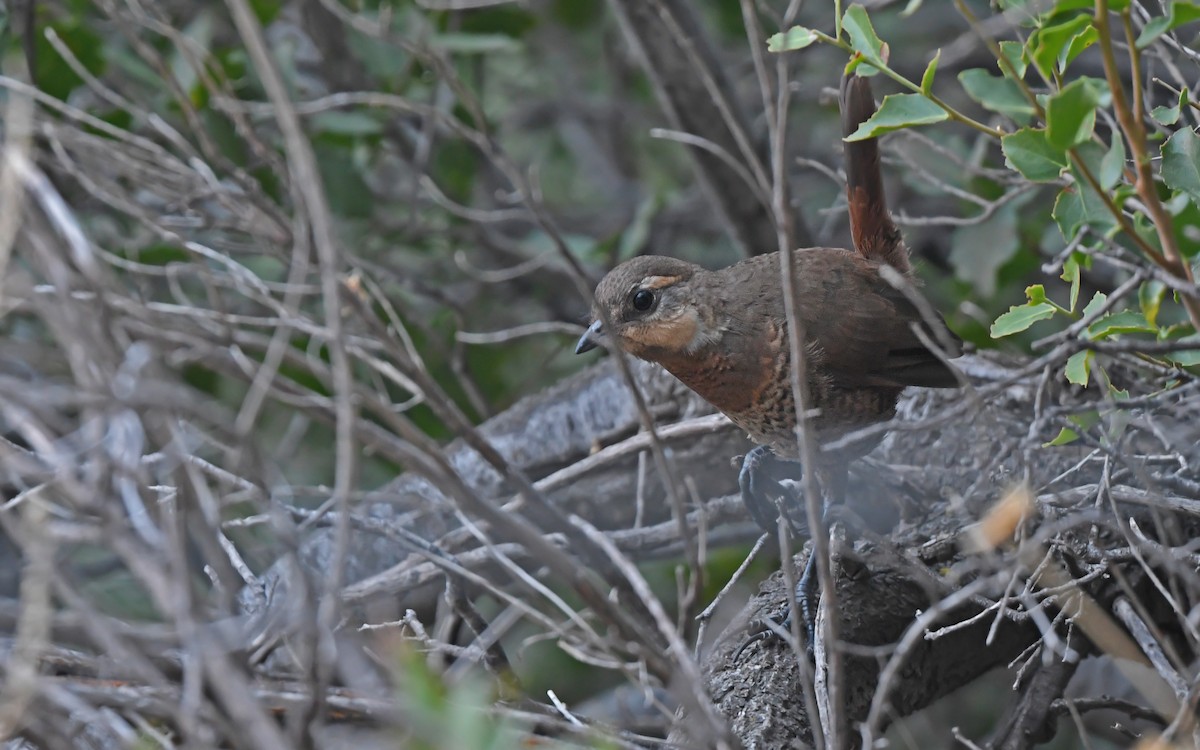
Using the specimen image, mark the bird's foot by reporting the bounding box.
[734,552,822,661]
[737,446,805,535]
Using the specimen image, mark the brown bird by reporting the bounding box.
[575,72,962,644]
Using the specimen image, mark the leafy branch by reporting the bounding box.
[768,0,1200,399]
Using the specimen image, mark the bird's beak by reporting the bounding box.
[575,320,604,355]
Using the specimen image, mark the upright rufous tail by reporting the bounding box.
[840,71,909,275]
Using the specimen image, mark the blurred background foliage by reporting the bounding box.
[4,0,986,459]
[5,0,1198,448]
[0,0,1117,441]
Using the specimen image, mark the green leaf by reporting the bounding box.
[1168,339,1200,367]
[1063,25,1098,68]
[1152,104,1181,125]
[1081,291,1108,319]
[958,69,1035,121]
[1064,350,1092,386]
[844,94,947,140]
[1088,310,1152,339]
[1030,15,1092,78]
[1061,256,1081,312]
[1152,87,1188,125]
[313,142,373,219]
[429,33,521,54]
[1002,128,1068,182]
[920,50,940,95]
[1070,410,1103,431]
[311,111,383,137]
[432,139,480,204]
[767,26,818,52]
[1162,129,1200,201]
[1046,78,1100,150]
[249,0,283,23]
[1164,191,1200,258]
[170,12,214,98]
[1046,409,1106,444]
[842,4,886,66]
[1054,143,1119,238]
[991,302,1058,337]
[998,40,1028,79]
[1045,427,1080,446]
[1139,280,1166,327]
[34,21,108,101]
[951,200,1027,297]
[1099,132,1126,189]
[461,5,537,36]
[1136,0,1200,48]
[1052,188,1090,239]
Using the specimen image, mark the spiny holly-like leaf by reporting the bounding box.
[1046,78,1101,150]
[1002,128,1067,182]
[958,69,1034,121]
[844,94,947,141]
[1162,129,1200,201]
[991,301,1058,338]
[767,26,818,52]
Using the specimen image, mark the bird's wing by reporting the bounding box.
[795,252,962,389]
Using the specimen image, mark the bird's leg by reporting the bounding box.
[734,463,847,661]
[738,446,806,536]
[792,463,847,653]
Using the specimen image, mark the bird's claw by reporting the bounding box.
[734,550,823,662]
[733,600,817,662]
[738,446,805,535]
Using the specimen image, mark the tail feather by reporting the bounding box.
[841,72,908,274]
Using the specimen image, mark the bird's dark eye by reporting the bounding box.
[631,289,655,312]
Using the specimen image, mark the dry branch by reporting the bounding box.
[4,3,1200,749]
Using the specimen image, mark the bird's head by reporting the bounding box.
[575,255,717,361]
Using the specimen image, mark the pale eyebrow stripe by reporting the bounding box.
[639,275,681,290]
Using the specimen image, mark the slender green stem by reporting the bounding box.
[812,30,1004,138]
[954,0,1045,120]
